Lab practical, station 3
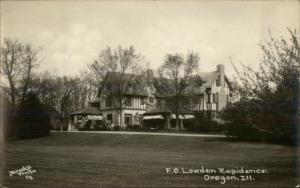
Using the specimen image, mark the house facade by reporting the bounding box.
[88,64,239,129]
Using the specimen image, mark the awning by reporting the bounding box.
[87,115,103,120]
[170,114,195,119]
[143,115,164,120]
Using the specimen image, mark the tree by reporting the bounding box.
[20,44,41,103]
[1,38,41,105]
[79,70,99,105]
[222,28,299,143]
[153,52,200,130]
[1,39,23,105]
[28,73,88,127]
[94,46,145,127]
[11,91,50,138]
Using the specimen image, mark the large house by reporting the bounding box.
[71,64,239,130]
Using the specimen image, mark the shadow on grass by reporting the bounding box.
[204,136,298,147]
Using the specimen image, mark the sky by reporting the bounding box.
[1,0,299,77]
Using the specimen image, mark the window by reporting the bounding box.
[139,114,143,125]
[124,97,132,106]
[157,99,161,105]
[212,93,218,103]
[124,114,132,124]
[141,98,146,105]
[107,114,113,123]
[207,94,211,103]
[170,119,177,128]
[106,97,112,107]
[91,102,100,108]
[191,98,199,104]
[149,97,154,104]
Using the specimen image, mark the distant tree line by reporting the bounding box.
[1,39,96,138]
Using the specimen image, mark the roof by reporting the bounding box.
[99,70,233,97]
[153,72,218,96]
[187,71,233,92]
[70,107,102,115]
[99,71,148,97]
[198,71,219,91]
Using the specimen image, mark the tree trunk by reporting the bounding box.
[8,77,16,105]
[21,67,32,103]
[175,114,181,131]
[119,111,122,127]
[21,81,29,103]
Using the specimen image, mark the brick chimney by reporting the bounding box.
[217,64,225,87]
[146,69,153,85]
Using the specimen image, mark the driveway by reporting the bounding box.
[52,130,226,138]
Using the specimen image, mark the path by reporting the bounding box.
[52,130,226,138]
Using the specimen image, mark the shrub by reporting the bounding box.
[185,112,224,132]
[127,124,142,131]
[7,92,51,139]
[112,125,120,131]
[221,99,297,144]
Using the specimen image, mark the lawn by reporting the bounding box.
[2,132,299,188]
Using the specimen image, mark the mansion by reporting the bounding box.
[70,64,239,130]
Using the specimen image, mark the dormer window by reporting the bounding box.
[149,97,154,104]
[124,97,132,106]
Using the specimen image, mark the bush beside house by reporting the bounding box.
[183,112,224,133]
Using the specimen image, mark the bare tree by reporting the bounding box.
[153,52,200,130]
[20,44,41,103]
[29,72,89,126]
[231,28,299,100]
[1,39,23,105]
[1,38,41,105]
[94,46,145,127]
[223,28,299,141]
[79,70,98,104]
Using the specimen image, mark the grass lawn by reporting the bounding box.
[3,132,299,188]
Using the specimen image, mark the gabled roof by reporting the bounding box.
[99,71,148,97]
[192,71,233,92]
[198,71,219,90]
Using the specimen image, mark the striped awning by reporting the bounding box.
[143,115,164,120]
[87,115,103,120]
[170,114,195,119]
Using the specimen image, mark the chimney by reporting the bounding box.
[146,69,153,84]
[217,64,225,87]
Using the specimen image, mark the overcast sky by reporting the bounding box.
[1,1,299,77]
